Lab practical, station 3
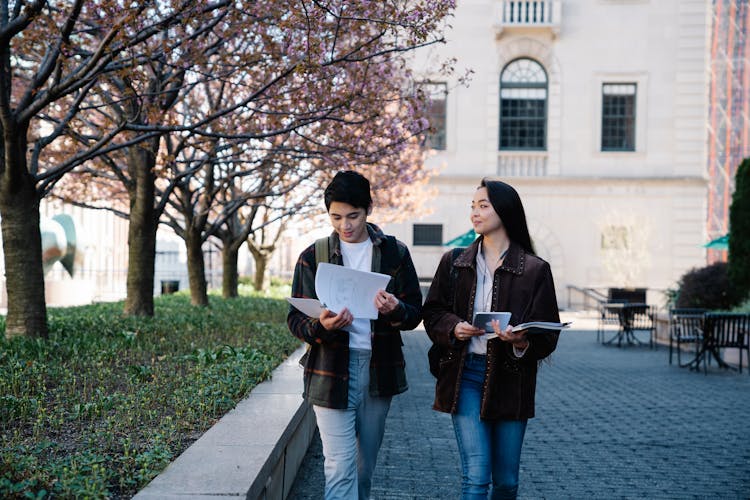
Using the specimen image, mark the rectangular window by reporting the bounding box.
[417,82,447,150]
[413,224,443,246]
[601,83,636,151]
[499,87,547,150]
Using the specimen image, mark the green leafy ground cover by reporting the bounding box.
[0,293,300,499]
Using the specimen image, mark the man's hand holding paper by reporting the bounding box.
[319,307,353,331]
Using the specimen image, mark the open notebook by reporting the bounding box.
[485,321,572,339]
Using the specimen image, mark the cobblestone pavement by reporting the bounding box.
[288,315,750,499]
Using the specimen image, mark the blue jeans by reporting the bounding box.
[452,353,528,500]
[313,349,392,500]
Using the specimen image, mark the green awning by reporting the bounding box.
[703,233,729,250]
[444,229,478,247]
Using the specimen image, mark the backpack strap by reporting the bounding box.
[314,236,330,268]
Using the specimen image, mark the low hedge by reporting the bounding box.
[674,262,740,310]
[0,294,300,499]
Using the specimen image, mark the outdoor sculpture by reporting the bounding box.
[40,214,81,277]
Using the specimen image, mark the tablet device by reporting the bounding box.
[472,311,511,333]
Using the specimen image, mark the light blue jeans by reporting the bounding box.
[313,349,392,500]
[452,353,528,500]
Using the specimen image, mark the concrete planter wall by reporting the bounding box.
[135,345,313,500]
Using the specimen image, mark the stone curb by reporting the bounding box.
[134,344,313,500]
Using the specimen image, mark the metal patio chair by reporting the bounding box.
[668,308,706,367]
[700,313,750,374]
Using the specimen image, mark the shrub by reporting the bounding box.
[728,157,750,302]
[675,262,739,310]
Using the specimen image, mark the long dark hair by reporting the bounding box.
[480,178,535,255]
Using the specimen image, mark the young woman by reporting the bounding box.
[423,178,560,500]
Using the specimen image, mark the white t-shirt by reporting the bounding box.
[340,238,374,350]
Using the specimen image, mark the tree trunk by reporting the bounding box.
[186,227,208,306]
[245,219,287,294]
[252,251,270,292]
[0,173,48,338]
[124,141,159,316]
[247,238,277,293]
[222,242,240,298]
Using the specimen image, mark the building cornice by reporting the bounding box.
[432,175,709,187]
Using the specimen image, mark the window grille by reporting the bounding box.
[601,83,636,151]
[499,58,548,150]
[416,82,447,150]
[413,224,443,246]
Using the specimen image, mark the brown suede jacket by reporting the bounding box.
[422,238,560,420]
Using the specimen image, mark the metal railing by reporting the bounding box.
[567,285,673,312]
[500,0,561,27]
[497,151,548,177]
[566,285,608,310]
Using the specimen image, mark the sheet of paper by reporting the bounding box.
[314,262,392,319]
[286,297,328,318]
[285,297,354,332]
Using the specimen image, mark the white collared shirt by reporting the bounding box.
[470,243,527,358]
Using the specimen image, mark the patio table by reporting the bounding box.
[602,303,655,348]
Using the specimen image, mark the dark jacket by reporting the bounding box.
[422,238,560,420]
[287,223,422,409]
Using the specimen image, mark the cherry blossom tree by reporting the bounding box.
[0,0,232,337]
[49,2,238,316]
[36,0,455,328]
[69,1,455,303]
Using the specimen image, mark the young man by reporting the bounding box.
[287,171,422,500]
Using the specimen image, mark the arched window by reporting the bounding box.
[499,58,547,150]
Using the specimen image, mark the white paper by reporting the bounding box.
[286,297,328,318]
[512,321,571,332]
[313,263,392,319]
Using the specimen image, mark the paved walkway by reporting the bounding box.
[288,315,750,499]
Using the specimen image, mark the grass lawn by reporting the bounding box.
[0,291,301,499]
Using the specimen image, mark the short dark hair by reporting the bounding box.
[480,178,535,255]
[324,170,373,211]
